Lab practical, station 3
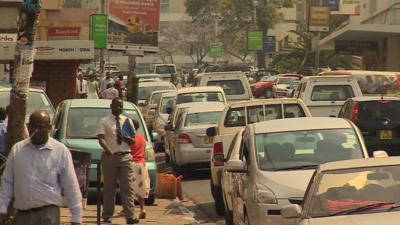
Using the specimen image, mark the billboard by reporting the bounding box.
[247,31,264,51]
[308,6,330,32]
[108,0,160,52]
[91,14,108,49]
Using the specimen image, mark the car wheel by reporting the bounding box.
[223,191,233,225]
[210,180,225,216]
[265,89,273,98]
[145,194,156,205]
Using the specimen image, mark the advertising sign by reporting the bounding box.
[264,36,276,53]
[308,6,330,32]
[335,40,378,56]
[209,43,223,58]
[328,0,340,11]
[91,14,108,49]
[0,33,17,43]
[247,31,264,51]
[48,27,80,37]
[108,0,160,52]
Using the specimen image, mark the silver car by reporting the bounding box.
[282,157,400,225]
[168,102,226,175]
[143,90,174,131]
[225,117,370,225]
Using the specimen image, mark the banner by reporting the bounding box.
[247,31,264,51]
[91,14,108,49]
[209,43,223,58]
[108,0,160,52]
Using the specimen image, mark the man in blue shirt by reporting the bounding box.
[0,107,6,154]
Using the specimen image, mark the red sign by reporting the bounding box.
[48,27,80,37]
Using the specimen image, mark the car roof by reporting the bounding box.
[151,90,172,96]
[301,75,354,82]
[195,71,245,79]
[319,156,400,172]
[154,64,175,67]
[66,99,137,110]
[229,98,304,108]
[185,102,226,113]
[177,86,224,94]
[349,96,400,102]
[0,83,44,92]
[136,74,160,77]
[160,91,177,98]
[139,81,175,87]
[321,70,400,76]
[251,117,352,134]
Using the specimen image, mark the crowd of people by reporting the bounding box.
[76,71,126,100]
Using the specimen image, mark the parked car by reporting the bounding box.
[292,76,363,117]
[152,91,177,151]
[143,90,173,131]
[225,117,370,225]
[281,157,400,225]
[0,83,55,122]
[166,102,226,175]
[251,74,301,98]
[152,64,178,82]
[206,98,312,215]
[338,96,400,156]
[51,99,158,204]
[272,75,303,98]
[138,80,176,109]
[193,71,253,103]
[175,86,227,106]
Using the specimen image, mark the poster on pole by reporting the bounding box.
[91,14,108,49]
[247,31,264,51]
[108,0,160,52]
[308,6,330,32]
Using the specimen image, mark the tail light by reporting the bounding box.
[351,101,359,125]
[177,133,192,144]
[213,142,224,167]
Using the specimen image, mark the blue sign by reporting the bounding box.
[264,36,276,53]
[328,0,340,11]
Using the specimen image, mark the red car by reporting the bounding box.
[250,74,303,98]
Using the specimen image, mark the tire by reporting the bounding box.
[145,194,156,205]
[210,180,225,216]
[223,192,233,225]
[265,88,273,98]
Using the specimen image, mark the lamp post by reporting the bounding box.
[252,0,258,66]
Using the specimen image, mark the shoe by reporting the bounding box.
[139,211,146,219]
[126,217,140,224]
[103,218,112,223]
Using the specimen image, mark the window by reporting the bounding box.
[311,85,354,101]
[161,0,169,14]
[265,105,282,120]
[176,92,224,104]
[138,85,174,100]
[247,106,264,124]
[284,104,306,118]
[159,96,175,114]
[207,80,245,95]
[359,100,400,121]
[151,93,162,104]
[185,111,222,126]
[224,107,245,127]
[155,65,175,74]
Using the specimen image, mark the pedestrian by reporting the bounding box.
[100,72,115,94]
[0,108,6,154]
[76,73,88,99]
[114,74,125,99]
[96,98,139,224]
[101,83,119,99]
[130,119,150,219]
[87,73,100,99]
[0,110,82,225]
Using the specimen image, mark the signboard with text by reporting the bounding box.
[335,40,378,55]
[309,6,330,32]
[209,43,223,58]
[48,27,80,40]
[264,36,276,53]
[247,31,264,51]
[108,0,160,52]
[91,14,108,49]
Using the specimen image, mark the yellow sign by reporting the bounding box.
[309,6,330,32]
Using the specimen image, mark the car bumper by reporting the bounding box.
[175,144,212,166]
[247,199,296,225]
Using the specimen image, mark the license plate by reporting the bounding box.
[380,130,393,140]
[204,137,213,144]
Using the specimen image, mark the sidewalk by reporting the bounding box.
[60,198,200,225]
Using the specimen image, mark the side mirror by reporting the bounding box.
[151,132,159,142]
[226,160,247,173]
[206,126,216,137]
[281,204,302,219]
[373,150,389,158]
[166,107,173,114]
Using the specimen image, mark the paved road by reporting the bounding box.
[156,152,225,224]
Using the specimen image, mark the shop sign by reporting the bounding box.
[48,27,80,37]
[309,6,330,32]
[335,40,378,56]
[0,33,17,43]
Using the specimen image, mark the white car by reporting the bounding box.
[282,157,400,225]
[175,86,227,105]
[138,81,176,109]
[207,98,312,215]
[225,117,370,225]
[167,102,226,175]
[152,91,177,151]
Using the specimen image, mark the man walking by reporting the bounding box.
[0,110,82,225]
[76,73,88,99]
[96,98,138,224]
[100,72,115,95]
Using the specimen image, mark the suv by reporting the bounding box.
[206,98,312,215]
[153,64,178,82]
[292,76,363,117]
[193,71,253,103]
[338,96,400,156]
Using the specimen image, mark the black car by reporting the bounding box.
[338,96,400,156]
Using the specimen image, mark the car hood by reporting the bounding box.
[258,170,315,198]
[309,212,400,225]
[64,139,103,161]
[276,84,289,90]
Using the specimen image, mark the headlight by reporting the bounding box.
[255,184,277,204]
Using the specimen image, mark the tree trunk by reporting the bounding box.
[6,1,41,155]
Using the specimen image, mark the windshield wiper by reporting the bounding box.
[275,164,318,171]
[329,202,394,216]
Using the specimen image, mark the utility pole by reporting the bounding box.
[252,0,258,67]
[100,0,105,78]
[314,0,323,69]
[6,0,41,155]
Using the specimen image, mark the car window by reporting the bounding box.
[176,92,224,104]
[138,85,174,100]
[184,111,222,126]
[255,128,363,171]
[359,100,400,121]
[53,103,65,130]
[226,132,240,161]
[247,105,264,124]
[354,74,400,95]
[284,104,306,118]
[66,108,145,139]
[265,104,282,120]
[311,85,354,101]
[224,107,245,127]
[159,96,175,114]
[151,93,162,104]
[155,65,176,74]
[207,80,245,95]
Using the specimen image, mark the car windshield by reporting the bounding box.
[159,96,175,113]
[0,90,54,122]
[207,80,245,95]
[359,100,400,121]
[138,85,174,100]
[352,74,400,95]
[308,165,400,217]
[66,108,146,139]
[176,92,224,104]
[277,77,298,85]
[150,92,163,104]
[255,128,363,171]
[185,111,222,126]
[311,85,355,101]
[156,65,176,74]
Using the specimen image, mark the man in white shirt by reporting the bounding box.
[0,110,82,225]
[100,72,115,94]
[76,73,88,99]
[101,83,119,99]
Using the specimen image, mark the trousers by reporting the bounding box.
[13,205,60,225]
